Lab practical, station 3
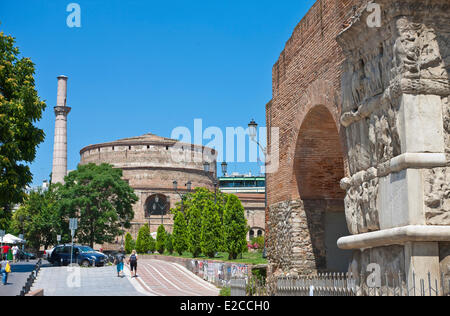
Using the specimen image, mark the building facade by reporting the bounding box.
[265,0,450,294]
[219,175,266,241]
[79,133,217,242]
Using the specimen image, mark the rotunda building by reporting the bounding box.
[79,133,217,240]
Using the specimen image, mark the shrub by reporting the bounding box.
[223,195,248,260]
[172,211,188,255]
[187,204,202,258]
[156,225,167,254]
[219,287,231,297]
[200,200,221,258]
[124,233,135,254]
[165,233,174,255]
[135,224,151,254]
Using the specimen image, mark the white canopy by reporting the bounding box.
[0,234,25,245]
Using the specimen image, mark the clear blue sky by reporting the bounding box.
[0,0,315,186]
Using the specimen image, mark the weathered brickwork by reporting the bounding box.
[266,0,362,283]
[80,133,217,240]
[266,0,450,294]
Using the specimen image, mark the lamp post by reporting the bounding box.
[248,119,267,208]
[173,180,192,213]
[249,119,268,258]
[221,162,228,176]
[121,215,128,251]
[203,162,219,204]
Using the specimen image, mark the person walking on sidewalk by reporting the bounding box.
[114,250,125,277]
[12,245,19,263]
[1,258,10,285]
[127,250,138,278]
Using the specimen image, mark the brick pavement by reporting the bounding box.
[132,259,219,296]
[29,259,219,296]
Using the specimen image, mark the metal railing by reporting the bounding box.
[231,271,450,297]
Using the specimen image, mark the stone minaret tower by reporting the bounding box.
[51,75,71,184]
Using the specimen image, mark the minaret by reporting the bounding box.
[51,75,71,184]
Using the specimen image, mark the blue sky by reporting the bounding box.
[0,0,315,186]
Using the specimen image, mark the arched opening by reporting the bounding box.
[293,105,351,273]
[145,194,169,217]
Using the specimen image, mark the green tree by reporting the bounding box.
[187,203,202,258]
[124,232,135,254]
[172,210,188,255]
[57,163,138,248]
[136,224,151,254]
[223,194,248,260]
[200,200,221,258]
[0,30,46,228]
[148,234,156,253]
[165,233,174,255]
[11,186,63,250]
[156,224,166,254]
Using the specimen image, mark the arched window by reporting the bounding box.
[145,194,169,217]
[249,230,255,239]
[257,230,263,237]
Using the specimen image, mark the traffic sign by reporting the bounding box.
[57,235,61,242]
[69,218,78,230]
[0,230,5,238]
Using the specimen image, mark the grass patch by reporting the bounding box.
[141,251,267,265]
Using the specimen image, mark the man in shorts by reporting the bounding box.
[115,249,125,277]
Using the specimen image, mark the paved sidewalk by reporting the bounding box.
[31,264,147,296]
[134,259,220,296]
[0,260,39,296]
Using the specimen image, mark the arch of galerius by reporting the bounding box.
[265,0,449,295]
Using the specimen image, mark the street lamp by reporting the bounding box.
[248,119,269,257]
[248,119,258,140]
[121,215,129,250]
[173,180,193,212]
[221,162,228,176]
[248,119,267,208]
[203,162,218,204]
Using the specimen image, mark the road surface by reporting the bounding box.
[30,259,219,296]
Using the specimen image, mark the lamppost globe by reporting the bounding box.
[173,180,178,191]
[203,162,211,173]
[221,162,228,175]
[248,119,258,139]
[186,181,192,192]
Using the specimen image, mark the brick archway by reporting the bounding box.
[292,105,345,201]
[287,80,348,195]
[288,80,351,273]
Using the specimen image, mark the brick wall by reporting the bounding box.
[266,0,362,208]
[265,0,367,281]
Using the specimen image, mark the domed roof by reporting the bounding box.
[80,132,214,155]
[113,133,177,145]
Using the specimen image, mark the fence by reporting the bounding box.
[19,259,42,297]
[231,271,450,297]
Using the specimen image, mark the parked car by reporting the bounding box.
[17,249,37,260]
[48,244,108,267]
[44,246,56,261]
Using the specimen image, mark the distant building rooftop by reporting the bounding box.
[219,174,265,194]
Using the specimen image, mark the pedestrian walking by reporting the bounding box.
[12,245,19,263]
[1,258,10,285]
[114,250,125,277]
[1,245,10,260]
[127,250,138,278]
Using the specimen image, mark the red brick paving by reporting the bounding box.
[128,259,219,296]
